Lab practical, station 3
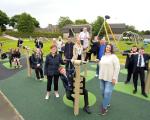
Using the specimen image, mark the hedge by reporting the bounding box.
[5,30,63,38]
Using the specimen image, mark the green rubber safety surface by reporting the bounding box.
[63,92,96,108]
[0,63,150,120]
[0,58,9,62]
[81,70,95,82]
[120,68,127,74]
[2,62,22,69]
[115,82,150,101]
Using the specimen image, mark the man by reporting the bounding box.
[95,37,106,77]
[132,47,150,97]
[85,36,99,61]
[59,66,91,114]
[17,38,23,48]
[64,36,74,69]
[35,38,43,49]
[79,27,90,61]
[122,46,138,84]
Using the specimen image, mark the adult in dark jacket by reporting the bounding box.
[85,36,99,61]
[44,45,64,99]
[122,46,138,84]
[35,38,43,49]
[59,66,91,114]
[8,48,14,67]
[64,37,74,69]
[30,49,44,80]
[132,47,150,97]
[17,38,23,48]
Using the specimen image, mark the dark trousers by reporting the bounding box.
[81,40,84,45]
[59,51,63,57]
[133,67,145,93]
[35,68,44,79]
[66,89,89,107]
[47,75,59,91]
[126,67,133,82]
[65,61,74,70]
[85,52,91,61]
[9,59,13,67]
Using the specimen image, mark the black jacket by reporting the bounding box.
[30,54,43,69]
[89,41,99,55]
[13,51,21,58]
[64,42,74,59]
[44,54,64,76]
[17,39,23,47]
[122,50,133,69]
[132,54,150,72]
[59,74,73,91]
[35,41,43,49]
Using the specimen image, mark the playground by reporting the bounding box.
[0,36,150,120]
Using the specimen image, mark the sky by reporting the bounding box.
[0,0,150,31]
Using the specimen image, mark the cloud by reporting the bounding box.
[0,0,150,30]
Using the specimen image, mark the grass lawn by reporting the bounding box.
[0,37,150,63]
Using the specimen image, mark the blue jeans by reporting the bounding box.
[100,80,114,109]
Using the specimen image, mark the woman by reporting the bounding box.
[99,44,120,115]
[44,45,64,99]
[72,38,84,61]
[56,36,64,57]
[30,48,44,80]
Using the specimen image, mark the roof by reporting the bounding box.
[109,23,126,28]
[62,24,92,33]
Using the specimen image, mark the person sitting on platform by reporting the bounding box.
[59,66,91,114]
[13,48,21,68]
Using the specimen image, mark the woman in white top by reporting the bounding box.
[56,36,64,57]
[72,38,84,61]
[99,44,120,115]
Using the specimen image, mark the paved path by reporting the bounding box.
[0,91,24,120]
[2,35,18,41]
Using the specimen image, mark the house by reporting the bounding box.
[35,24,59,32]
[108,23,126,40]
[61,23,126,39]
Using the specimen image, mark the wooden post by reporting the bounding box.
[26,49,32,77]
[145,67,150,93]
[73,60,81,116]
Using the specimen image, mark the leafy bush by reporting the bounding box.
[0,31,2,36]
[5,30,63,38]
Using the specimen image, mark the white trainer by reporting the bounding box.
[55,92,59,98]
[45,94,49,100]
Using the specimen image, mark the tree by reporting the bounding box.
[92,16,104,37]
[58,16,73,29]
[9,15,20,28]
[10,14,40,28]
[140,30,150,35]
[125,25,139,33]
[17,13,35,34]
[32,17,40,28]
[75,19,88,25]
[0,10,9,32]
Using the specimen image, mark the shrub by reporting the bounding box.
[5,30,63,38]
